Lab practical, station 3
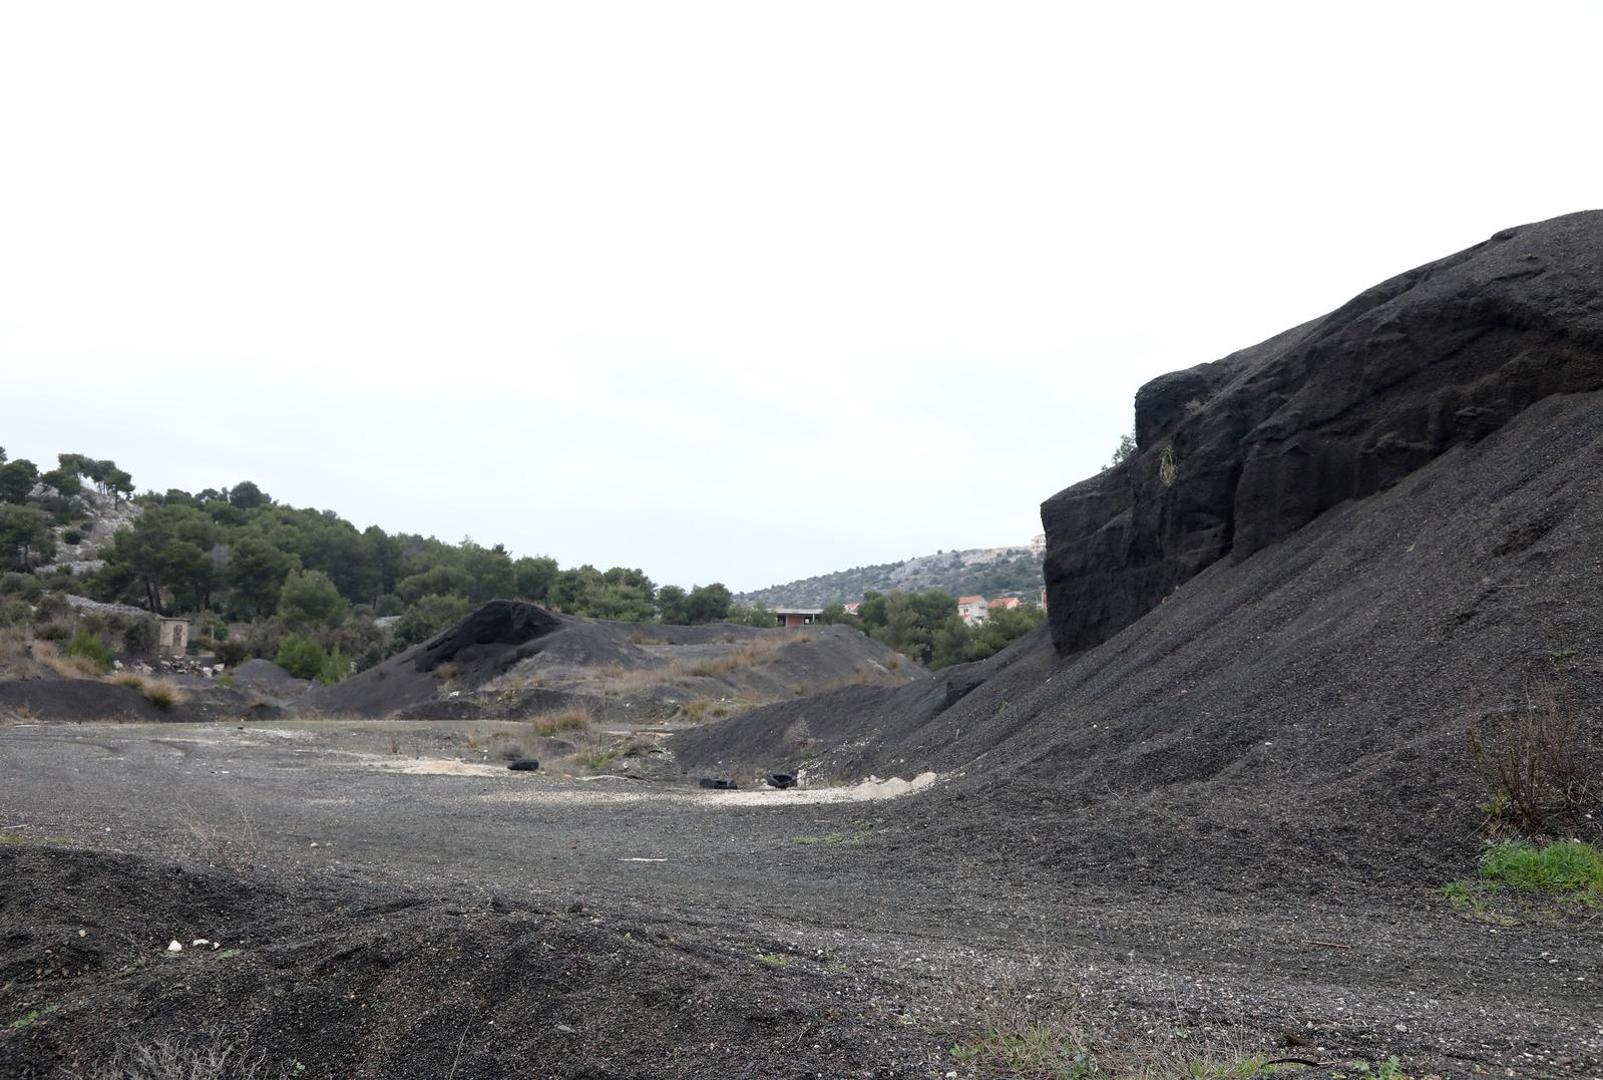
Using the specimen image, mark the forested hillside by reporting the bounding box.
[1,448,1045,678]
[736,544,1043,609]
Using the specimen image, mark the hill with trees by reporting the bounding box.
[0,449,1044,681]
[736,543,1044,609]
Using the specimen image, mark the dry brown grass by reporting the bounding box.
[527,706,592,737]
[1,630,104,679]
[589,663,675,694]
[486,708,596,762]
[684,637,785,678]
[106,671,187,709]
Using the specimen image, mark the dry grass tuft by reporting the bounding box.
[93,1032,276,1080]
[685,637,784,678]
[30,638,104,679]
[3,628,107,680]
[140,679,186,709]
[108,672,186,708]
[527,707,591,737]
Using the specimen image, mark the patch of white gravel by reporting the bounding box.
[694,772,939,807]
[478,772,941,808]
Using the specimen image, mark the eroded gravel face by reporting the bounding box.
[1,721,1600,1078]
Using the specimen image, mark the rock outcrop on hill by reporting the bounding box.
[677,211,1603,890]
[1043,211,1603,655]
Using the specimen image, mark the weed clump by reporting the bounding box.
[527,707,590,737]
[66,627,113,673]
[1468,680,1596,834]
[140,679,185,709]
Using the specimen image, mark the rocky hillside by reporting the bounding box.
[678,210,1603,891]
[1043,211,1603,656]
[736,542,1044,608]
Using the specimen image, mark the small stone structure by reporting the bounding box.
[157,618,190,657]
[772,608,823,628]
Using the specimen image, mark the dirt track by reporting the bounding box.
[2,719,1598,1078]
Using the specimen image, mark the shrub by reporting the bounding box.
[33,617,72,643]
[317,645,350,685]
[1468,681,1596,834]
[62,529,82,545]
[121,618,156,656]
[0,598,31,628]
[0,572,42,600]
[394,593,471,649]
[65,626,113,673]
[214,638,248,666]
[274,634,327,680]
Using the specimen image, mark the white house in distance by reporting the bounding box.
[957,595,989,626]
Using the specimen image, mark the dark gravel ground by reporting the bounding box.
[1,717,1599,1078]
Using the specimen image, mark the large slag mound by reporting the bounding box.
[677,211,1603,890]
[306,599,922,719]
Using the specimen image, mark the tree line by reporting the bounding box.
[821,589,1046,670]
[2,446,1045,679]
[1,447,767,675]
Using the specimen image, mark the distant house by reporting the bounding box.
[988,596,1021,612]
[957,595,989,626]
[842,601,860,616]
[773,607,824,628]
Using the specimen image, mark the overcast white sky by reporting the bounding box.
[2,3,1599,592]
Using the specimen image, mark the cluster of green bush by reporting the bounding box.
[1,449,787,684]
[822,589,1045,669]
[6,448,1040,683]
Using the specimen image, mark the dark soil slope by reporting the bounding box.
[0,847,941,1079]
[303,600,568,715]
[678,214,1603,893]
[0,678,276,724]
[1046,210,1603,655]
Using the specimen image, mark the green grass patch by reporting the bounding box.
[0,831,72,847]
[1480,839,1603,898]
[1443,839,1603,922]
[753,952,791,969]
[8,1003,59,1030]
[951,1025,1274,1079]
